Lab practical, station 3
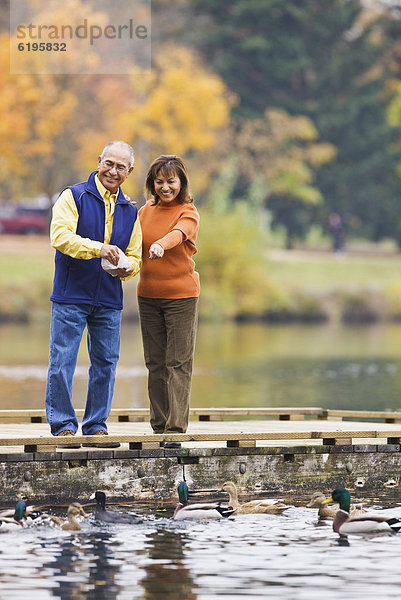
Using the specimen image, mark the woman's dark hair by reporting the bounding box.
[145,155,193,205]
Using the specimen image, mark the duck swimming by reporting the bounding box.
[174,481,235,520]
[89,491,143,524]
[0,518,23,533]
[0,501,29,521]
[221,481,291,515]
[0,501,27,532]
[324,488,401,536]
[0,501,56,526]
[307,492,368,519]
[60,502,89,531]
[307,492,338,518]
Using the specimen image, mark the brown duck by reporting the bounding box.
[221,481,291,515]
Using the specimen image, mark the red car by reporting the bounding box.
[0,208,48,234]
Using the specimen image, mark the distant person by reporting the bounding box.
[45,141,142,448]
[137,155,200,448]
[328,213,345,253]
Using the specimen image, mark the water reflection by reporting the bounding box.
[40,532,122,600]
[2,321,401,410]
[48,537,91,600]
[141,529,197,600]
[337,536,351,547]
[83,534,121,600]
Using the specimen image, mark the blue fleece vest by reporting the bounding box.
[50,171,138,310]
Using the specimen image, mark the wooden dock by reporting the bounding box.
[1,406,401,452]
[1,407,401,505]
[3,406,401,424]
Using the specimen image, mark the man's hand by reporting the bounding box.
[100,244,120,266]
[117,264,134,278]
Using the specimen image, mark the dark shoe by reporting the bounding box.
[163,441,181,449]
[56,430,81,449]
[82,430,120,448]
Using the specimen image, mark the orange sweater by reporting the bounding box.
[137,199,200,299]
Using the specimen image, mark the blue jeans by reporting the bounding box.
[45,302,121,435]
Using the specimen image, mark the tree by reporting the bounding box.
[202,108,335,248]
[196,161,278,319]
[0,28,233,203]
[189,0,401,244]
[105,45,234,198]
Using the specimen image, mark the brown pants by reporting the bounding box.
[138,296,199,434]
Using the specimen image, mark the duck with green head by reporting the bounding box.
[174,481,235,521]
[0,501,28,532]
[324,488,401,536]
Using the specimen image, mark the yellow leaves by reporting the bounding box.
[387,80,401,127]
[234,108,335,205]
[118,46,234,156]
[11,0,109,74]
[0,34,81,196]
[35,91,77,142]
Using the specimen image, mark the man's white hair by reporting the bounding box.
[101,141,135,167]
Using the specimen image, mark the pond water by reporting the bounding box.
[1,320,401,411]
[2,321,401,598]
[2,497,401,599]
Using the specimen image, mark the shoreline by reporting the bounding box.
[2,235,401,324]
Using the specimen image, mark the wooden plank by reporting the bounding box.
[191,407,323,418]
[4,406,401,424]
[324,409,401,420]
[227,440,257,447]
[322,437,353,446]
[24,444,57,453]
[0,406,326,423]
[129,441,160,450]
[0,428,398,449]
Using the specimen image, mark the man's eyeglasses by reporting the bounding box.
[101,160,129,173]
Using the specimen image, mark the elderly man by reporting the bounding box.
[45,141,142,448]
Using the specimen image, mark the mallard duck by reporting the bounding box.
[221,481,291,515]
[0,500,28,522]
[27,511,66,528]
[0,501,27,532]
[25,503,88,530]
[89,491,143,524]
[0,501,52,524]
[0,518,23,533]
[174,481,235,520]
[307,492,369,519]
[60,502,88,531]
[307,492,338,518]
[0,502,26,520]
[323,488,401,536]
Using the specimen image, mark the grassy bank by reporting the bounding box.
[1,235,401,323]
[264,249,401,323]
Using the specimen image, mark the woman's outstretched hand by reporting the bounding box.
[149,243,164,259]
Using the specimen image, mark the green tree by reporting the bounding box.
[190,0,401,245]
[196,161,284,319]
[233,108,335,247]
